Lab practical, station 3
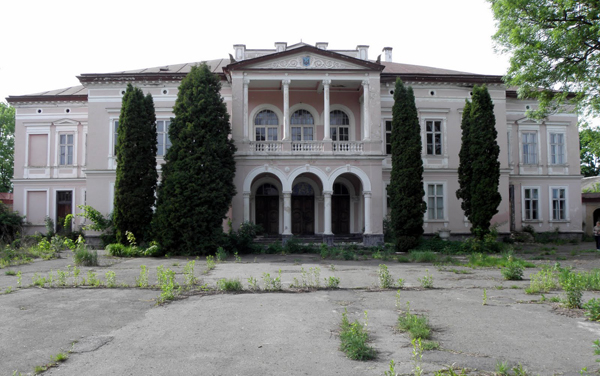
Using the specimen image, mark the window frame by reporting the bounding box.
[424,181,446,221]
[547,129,566,166]
[156,119,172,157]
[425,119,443,156]
[385,120,392,155]
[58,133,74,166]
[521,131,538,165]
[549,186,569,221]
[290,109,315,142]
[521,186,541,221]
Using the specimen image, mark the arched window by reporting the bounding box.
[330,110,349,141]
[255,110,278,142]
[291,109,314,141]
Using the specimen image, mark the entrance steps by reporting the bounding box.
[253,234,363,247]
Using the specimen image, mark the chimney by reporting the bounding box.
[316,42,328,50]
[233,44,246,61]
[383,47,393,62]
[357,45,369,60]
[274,42,287,53]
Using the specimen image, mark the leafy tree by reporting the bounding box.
[464,85,501,238]
[489,0,600,119]
[153,63,236,255]
[389,78,426,252]
[456,100,472,218]
[580,127,600,176]
[0,103,15,192]
[113,84,157,244]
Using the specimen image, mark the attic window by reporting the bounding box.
[469,91,473,96]
[162,89,169,95]
[36,109,43,114]
[120,90,126,95]
[389,90,394,95]
[525,105,531,110]
[159,67,169,72]
[429,90,436,96]
[65,108,71,114]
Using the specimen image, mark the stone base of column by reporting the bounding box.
[363,234,384,247]
[322,234,335,247]
[281,234,294,245]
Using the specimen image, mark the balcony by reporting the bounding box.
[241,140,377,156]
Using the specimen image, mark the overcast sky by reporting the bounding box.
[0,0,510,103]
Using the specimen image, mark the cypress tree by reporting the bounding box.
[456,100,472,219]
[153,63,236,255]
[389,78,426,252]
[467,85,501,238]
[113,84,158,244]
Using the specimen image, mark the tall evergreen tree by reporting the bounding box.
[113,84,157,244]
[389,79,426,252]
[153,63,236,255]
[466,85,501,238]
[456,100,472,219]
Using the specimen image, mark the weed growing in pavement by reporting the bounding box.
[183,260,198,287]
[136,265,149,288]
[395,290,402,309]
[217,278,243,291]
[247,276,260,291]
[50,352,69,363]
[562,274,583,308]
[418,270,434,288]
[397,301,431,340]
[72,236,98,266]
[295,266,321,289]
[422,341,440,351]
[105,271,116,288]
[87,271,101,287]
[483,288,487,305]
[329,264,336,271]
[56,269,68,286]
[525,265,560,294]
[32,273,46,287]
[72,265,81,286]
[433,366,467,375]
[339,309,376,361]
[496,360,509,375]
[412,338,424,376]
[325,276,340,288]
[397,278,405,288]
[216,247,228,262]
[378,264,394,288]
[584,298,600,321]
[234,252,242,263]
[5,270,16,276]
[205,255,216,273]
[501,256,524,280]
[467,253,534,269]
[5,286,13,294]
[34,365,47,374]
[512,363,529,375]
[16,271,21,288]
[384,359,397,376]
[262,270,282,291]
[410,251,438,263]
[157,266,179,303]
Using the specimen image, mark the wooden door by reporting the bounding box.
[332,195,350,234]
[292,196,314,235]
[255,196,279,235]
[56,191,72,233]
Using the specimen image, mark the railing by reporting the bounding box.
[246,141,366,154]
[333,142,363,153]
[251,142,282,152]
[292,142,324,152]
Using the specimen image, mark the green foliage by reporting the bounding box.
[156,265,180,302]
[526,265,560,294]
[460,85,501,238]
[378,264,394,288]
[562,273,583,308]
[76,205,115,247]
[409,251,438,263]
[183,260,197,287]
[216,247,228,262]
[398,302,432,340]
[489,0,600,119]
[217,278,243,291]
[418,269,434,288]
[384,359,397,376]
[389,79,426,252]
[136,265,149,288]
[114,84,157,244]
[262,269,282,291]
[581,128,600,176]
[224,222,263,254]
[501,256,524,280]
[339,309,376,361]
[205,255,216,272]
[247,276,260,291]
[325,276,340,289]
[72,236,98,266]
[0,203,24,244]
[154,63,237,255]
[105,270,117,288]
[0,103,15,192]
[412,338,424,376]
[584,298,600,321]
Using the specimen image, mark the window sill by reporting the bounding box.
[522,220,543,224]
[549,220,570,223]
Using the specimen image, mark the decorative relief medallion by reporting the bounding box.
[250,55,360,70]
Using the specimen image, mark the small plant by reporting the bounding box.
[483,288,487,305]
[16,271,22,288]
[412,338,424,376]
[325,276,340,288]
[378,264,394,288]
[501,256,524,280]
[525,266,560,294]
[512,363,529,376]
[262,269,282,291]
[329,264,336,271]
[5,270,16,276]
[5,286,13,294]
[136,265,149,288]
[183,260,198,287]
[105,270,116,288]
[72,265,81,286]
[32,273,46,287]
[384,359,397,376]
[496,360,509,376]
[395,290,402,309]
[56,269,68,286]
[562,275,583,308]
[50,352,69,363]
[418,269,434,288]
[247,276,260,291]
[234,252,242,263]
[584,298,600,321]
[217,278,243,291]
[216,247,228,262]
[87,271,101,287]
[205,255,216,272]
[156,266,179,303]
[339,309,376,361]
[422,340,440,351]
[398,302,431,340]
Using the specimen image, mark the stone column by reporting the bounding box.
[243,79,250,141]
[362,80,370,140]
[323,79,331,140]
[283,191,292,235]
[323,191,333,235]
[363,191,372,234]
[282,79,290,140]
[243,192,251,222]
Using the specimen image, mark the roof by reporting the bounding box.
[7,86,87,103]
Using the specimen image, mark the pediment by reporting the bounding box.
[53,119,80,126]
[246,52,369,70]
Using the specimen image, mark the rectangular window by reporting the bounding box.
[59,134,74,166]
[551,188,566,220]
[522,132,537,164]
[426,120,442,155]
[331,127,349,141]
[427,184,444,220]
[550,133,565,165]
[157,120,172,157]
[523,188,539,220]
[113,120,119,156]
[386,121,392,155]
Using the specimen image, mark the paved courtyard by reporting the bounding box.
[2,243,600,375]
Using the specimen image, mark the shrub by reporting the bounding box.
[525,266,560,294]
[418,269,434,288]
[224,221,263,254]
[72,237,98,266]
[217,278,243,291]
[339,309,376,360]
[561,273,583,308]
[378,264,394,288]
[501,257,524,280]
[584,298,600,321]
[397,302,431,340]
[410,251,438,263]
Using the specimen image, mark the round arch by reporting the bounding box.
[289,103,319,125]
[285,165,328,192]
[249,104,283,127]
[319,104,357,140]
[326,166,372,192]
[243,166,287,193]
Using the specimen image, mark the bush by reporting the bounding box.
[217,278,243,291]
[224,221,263,254]
[410,251,438,263]
[584,298,600,321]
[339,310,376,361]
[501,257,524,280]
[397,302,431,340]
[0,203,25,244]
[72,236,98,266]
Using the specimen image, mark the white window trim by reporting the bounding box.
[546,126,567,167]
[55,125,78,166]
[156,119,172,157]
[423,181,447,223]
[289,103,319,141]
[54,188,75,231]
[250,104,283,142]
[423,118,445,156]
[521,186,542,222]
[108,118,118,170]
[507,125,513,167]
[518,125,541,165]
[24,189,49,225]
[548,186,569,222]
[323,104,356,141]
[24,126,51,179]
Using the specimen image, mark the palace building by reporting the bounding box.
[6,42,583,243]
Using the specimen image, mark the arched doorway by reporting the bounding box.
[255,183,279,235]
[292,182,314,235]
[332,183,350,234]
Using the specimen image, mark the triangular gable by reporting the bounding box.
[53,119,80,126]
[225,45,383,72]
